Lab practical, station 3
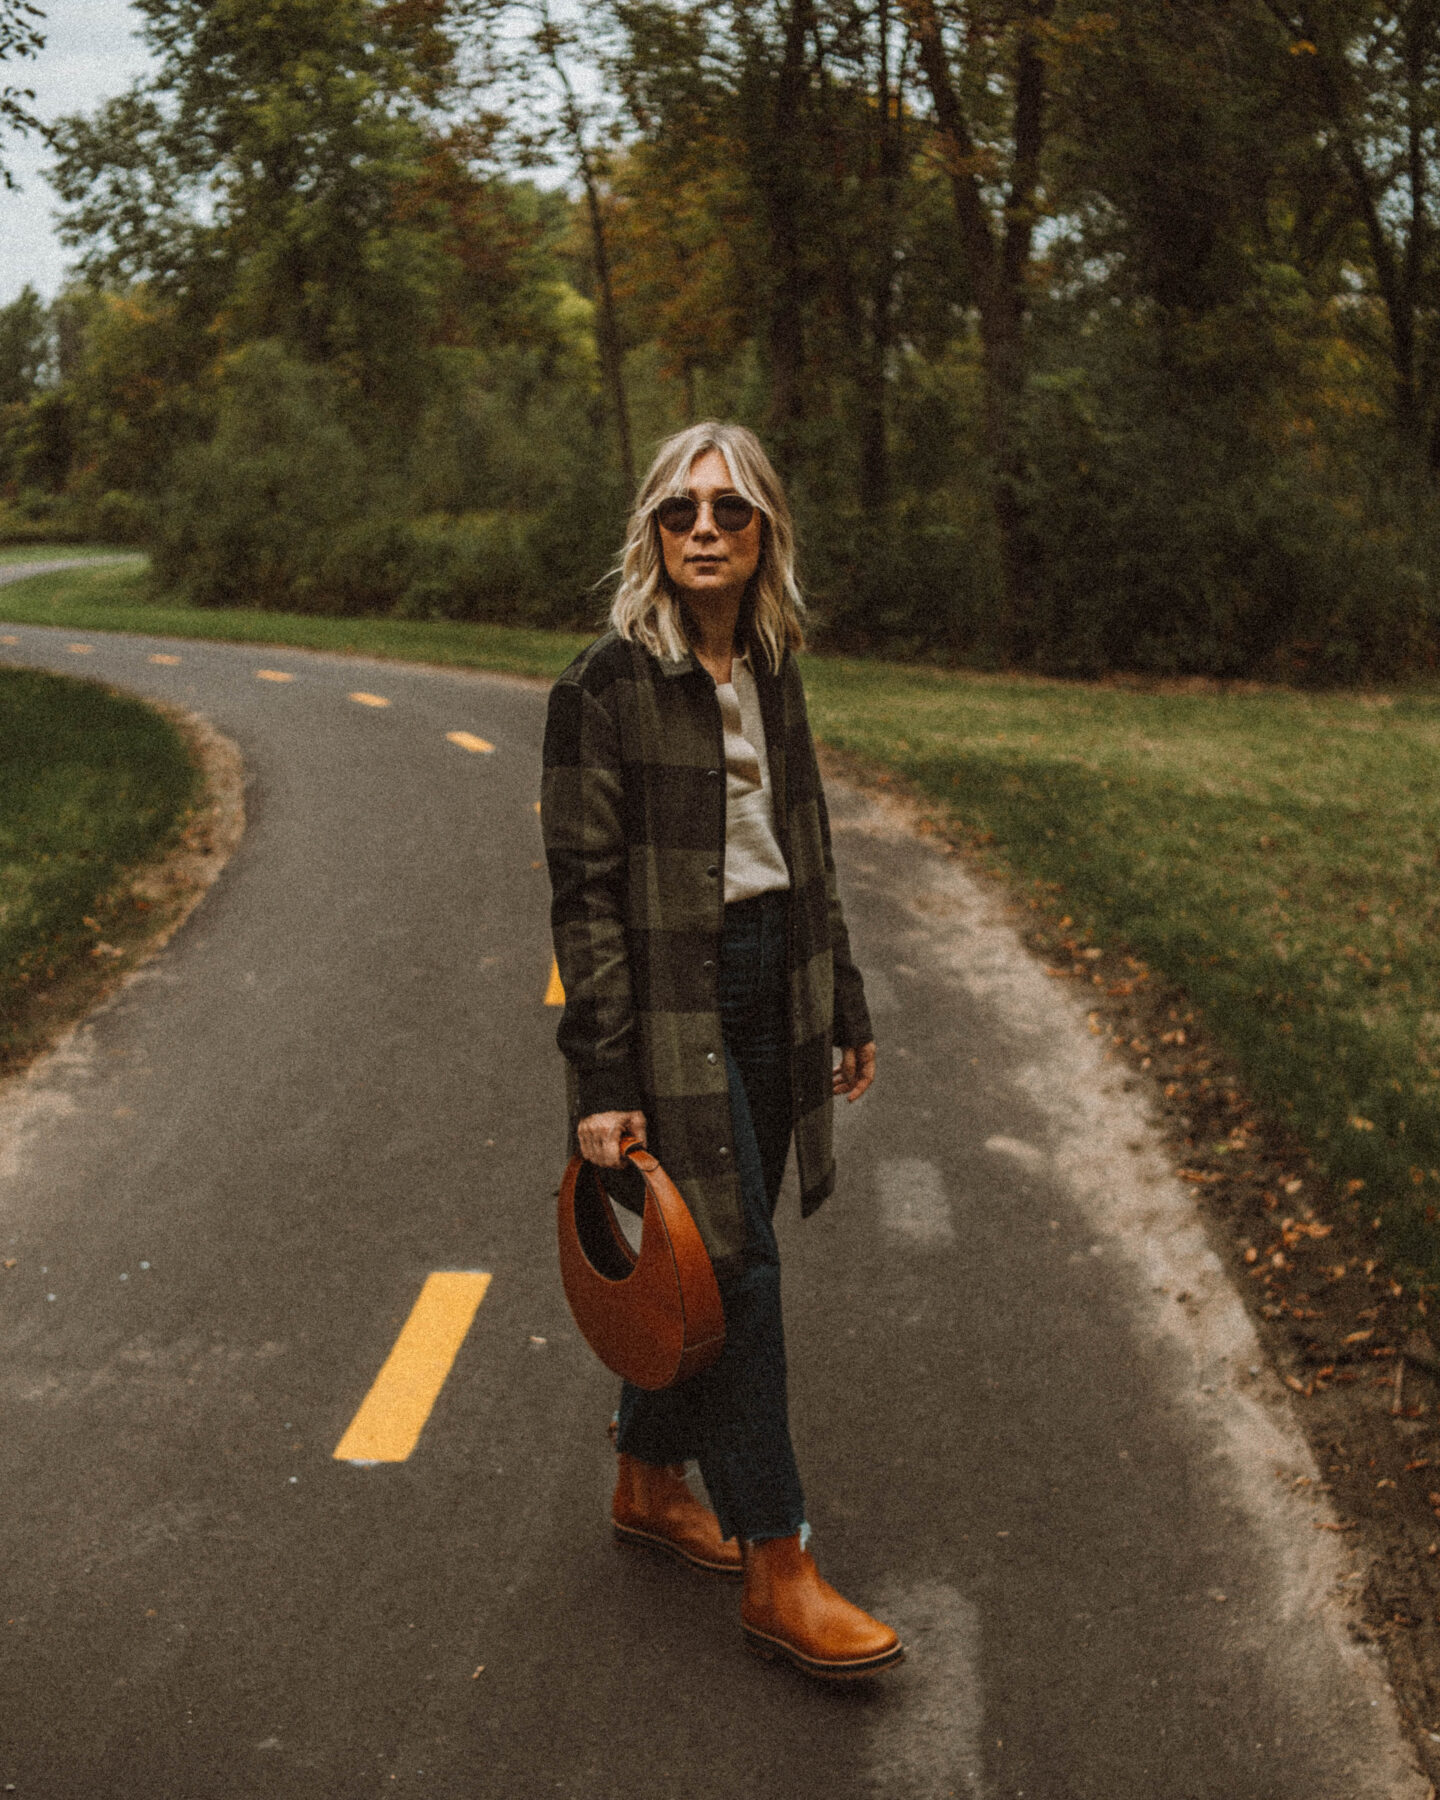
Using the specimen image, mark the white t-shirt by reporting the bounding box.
[716,654,791,904]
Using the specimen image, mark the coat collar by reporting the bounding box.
[649,637,788,684]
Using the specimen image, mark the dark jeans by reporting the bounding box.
[615,890,806,1544]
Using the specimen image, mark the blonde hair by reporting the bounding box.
[609,422,805,673]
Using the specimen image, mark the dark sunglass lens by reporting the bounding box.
[713,496,755,531]
[655,497,698,534]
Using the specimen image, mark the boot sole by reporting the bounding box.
[742,1623,906,1680]
[613,1521,744,1579]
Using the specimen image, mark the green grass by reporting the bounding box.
[0,663,200,1065]
[7,552,1440,1279]
[802,657,1440,1280]
[0,557,592,679]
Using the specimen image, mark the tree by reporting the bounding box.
[468,0,637,490]
[1259,2,1440,474]
[47,0,473,419]
[899,0,1060,662]
[0,0,43,188]
[0,283,50,403]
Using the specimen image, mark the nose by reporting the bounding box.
[690,503,720,541]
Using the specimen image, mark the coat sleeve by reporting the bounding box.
[815,772,875,1049]
[787,660,874,1050]
[541,673,644,1117]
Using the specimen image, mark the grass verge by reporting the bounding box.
[6,553,1440,1283]
[0,559,592,680]
[0,664,201,1071]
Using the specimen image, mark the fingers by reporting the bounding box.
[834,1041,877,1103]
[577,1110,647,1167]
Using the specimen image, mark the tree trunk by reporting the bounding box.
[904,0,1052,663]
[760,0,814,471]
[578,158,636,495]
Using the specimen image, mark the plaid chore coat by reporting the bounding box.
[541,628,872,1270]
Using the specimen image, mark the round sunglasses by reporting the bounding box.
[654,493,757,535]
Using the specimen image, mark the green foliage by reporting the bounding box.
[1020,350,1437,681]
[799,653,1440,1285]
[148,338,614,621]
[0,285,51,403]
[7,0,1440,676]
[0,664,198,1065]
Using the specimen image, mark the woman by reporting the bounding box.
[541,422,902,1680]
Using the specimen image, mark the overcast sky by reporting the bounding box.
[0,1,154,304]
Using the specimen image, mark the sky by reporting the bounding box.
[0,0,155,304]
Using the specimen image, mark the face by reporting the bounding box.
[656,449,763,610]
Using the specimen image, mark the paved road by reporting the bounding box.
[0,614,1426,1798]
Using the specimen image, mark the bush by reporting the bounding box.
[145,339,615,625]
[1020,362,1437,682]
[149,341,372,610]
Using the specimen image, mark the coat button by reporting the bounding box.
[706,1052,717,1064]
[702,958,715,971]
[707,864,718,878]
[706,768,719,778]
[717,1146,729,1157]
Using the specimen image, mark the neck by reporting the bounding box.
[686,590,744,680]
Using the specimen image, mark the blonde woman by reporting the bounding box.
[541,422,901,1678]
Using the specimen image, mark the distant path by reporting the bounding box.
[0,554,136,582]
[0,620,1423,1799]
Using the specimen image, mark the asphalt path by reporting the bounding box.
[0,608,1427,1798]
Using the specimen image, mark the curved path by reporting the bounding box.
[0,615,1425,1798]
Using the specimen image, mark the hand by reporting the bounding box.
[833,1041,876,1103]
[577,1109,647,1168]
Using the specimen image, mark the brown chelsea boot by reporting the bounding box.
[741,1534,904,1679]
[612,1453,743,1577]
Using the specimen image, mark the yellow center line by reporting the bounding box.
[447,731,494,754]
[0,635,18,645]
[148,653,181,666]
[66,643,93,654]
[255,669,295,683]
[544,957,565,1006]
[333,1271,492,1464]
[349,692,390,708]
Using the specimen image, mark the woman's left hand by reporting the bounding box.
[833,1041,876,1103]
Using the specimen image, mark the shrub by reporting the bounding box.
[1019,362,1438,682]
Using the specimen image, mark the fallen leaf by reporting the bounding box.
[1343,1329,1374,1346]
[1313,1521,1357,1532]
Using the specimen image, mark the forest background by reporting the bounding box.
[1,0,1439,680]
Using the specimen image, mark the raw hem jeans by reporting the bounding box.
[615,890,806,1545]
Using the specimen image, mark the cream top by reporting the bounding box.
[716,654,790,904]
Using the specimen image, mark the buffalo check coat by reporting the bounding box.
[541,628,873,1271]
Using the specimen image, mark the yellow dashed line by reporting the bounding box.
[148,653,181,666]
[333,1271,492,1465]
[447,731,494,754]
[545,958,565,1006]
[533,800,541,814]
[0,635,18,645]
[66,643,93,654]
[255,669,294,683]
[349,692,390,708]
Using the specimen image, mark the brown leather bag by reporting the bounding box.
[557,1135,726,1390]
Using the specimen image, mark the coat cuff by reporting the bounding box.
[834,964,873,1049]
[574,1061,645,1119]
